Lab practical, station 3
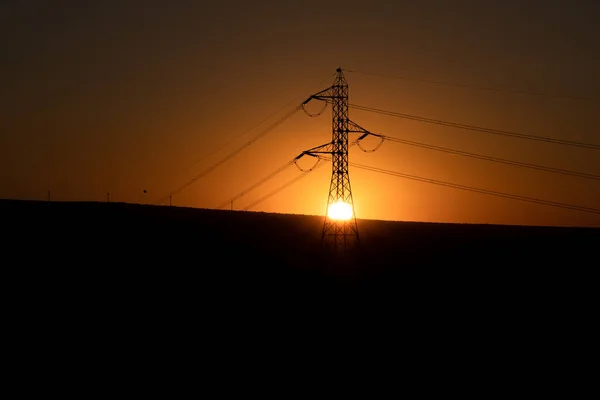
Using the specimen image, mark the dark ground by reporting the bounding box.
[3,199,598,318]
[4,198,598,375]
[5,199,597,285]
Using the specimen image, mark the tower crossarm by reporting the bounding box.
[300,141,334,156]
[302,88,335,105]
[302,68,349,105]
[348,119,384,144]
[348,119,372,135]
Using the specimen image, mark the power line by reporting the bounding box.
[182,105,299,177]
[182,72,338,175]
[155,106,300,205]
[350,103,600,150]
[217,138,366,211]
[344,68,600,103]
[216,159,296,209]
[154,72,338,205]
[347,161,600,215]
[372,133,600,180]
[242,159,326,211]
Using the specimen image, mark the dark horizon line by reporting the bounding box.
[1,198,597,230]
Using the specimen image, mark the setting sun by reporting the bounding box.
[327,199,353,221]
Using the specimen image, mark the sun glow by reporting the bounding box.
[327,200,353,221]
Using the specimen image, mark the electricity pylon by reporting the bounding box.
[302,68,371,254]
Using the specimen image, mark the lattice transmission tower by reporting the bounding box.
[301,68,372,253]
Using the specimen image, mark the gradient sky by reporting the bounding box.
[1,0,599,227]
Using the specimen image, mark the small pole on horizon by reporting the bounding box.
[107,192,110,203]
[169,195,172,207]
[231,200,233,211]
[47,189,50,202]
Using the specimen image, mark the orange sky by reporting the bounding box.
[1,1,599,227]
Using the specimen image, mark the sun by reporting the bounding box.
[327,199,353,221]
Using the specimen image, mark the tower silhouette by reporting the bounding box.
[302,68,369,253]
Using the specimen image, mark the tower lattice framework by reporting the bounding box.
[302,68,364,253]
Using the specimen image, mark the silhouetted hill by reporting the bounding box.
[3,199,598,313]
